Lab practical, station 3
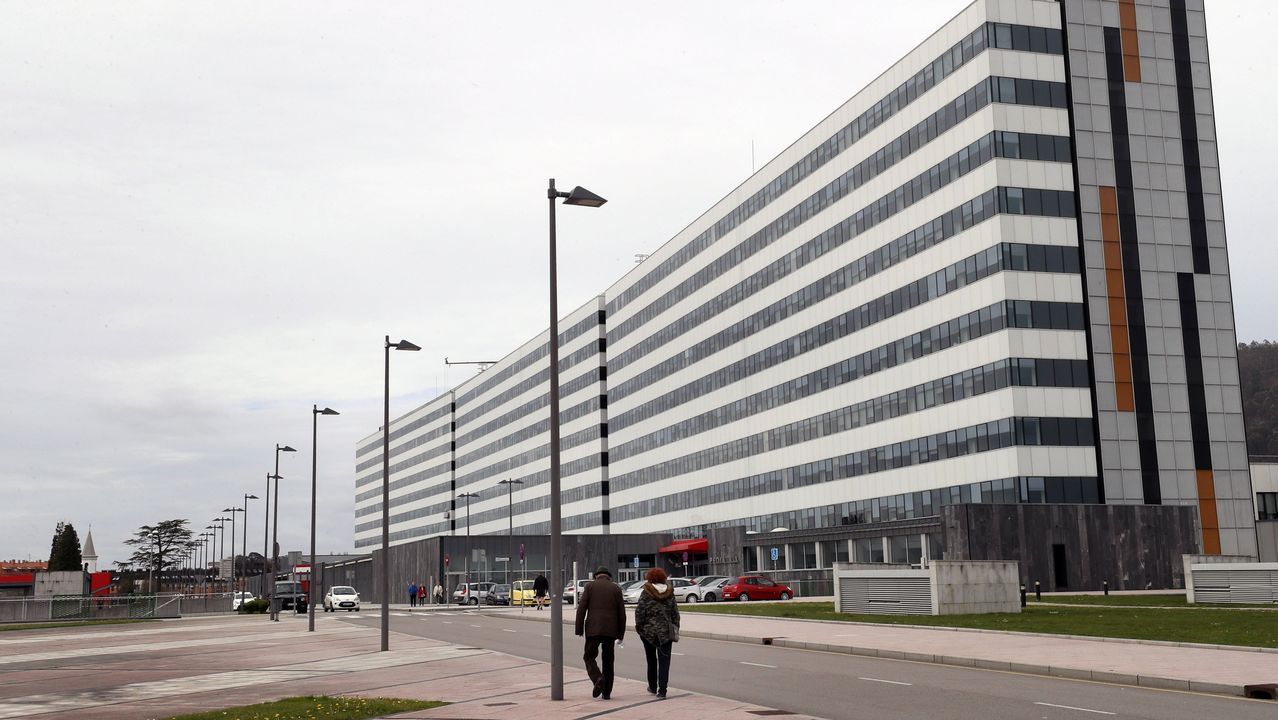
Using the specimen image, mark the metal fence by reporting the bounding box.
[0,593,241,623]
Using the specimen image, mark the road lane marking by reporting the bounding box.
[673,652,685,656]
[502,629,517,633]
[858,677,912,686]
[1033,702,1115,716]
[442,621,453,624]
[739,661,777,669]
[470,624,481,628]
[542,634,551,637]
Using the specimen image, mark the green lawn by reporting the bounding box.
[0,619,151,632]
[682,601,1278,648]
[1032,593,1188,606]
[160,696,443,720]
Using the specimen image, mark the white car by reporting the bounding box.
[691,577,731,603]
[323,586,361,612]
[231,591,255,610]
[668,578,699,602]
[562,579,591,604]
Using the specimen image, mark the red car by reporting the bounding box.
[720,575,793,602]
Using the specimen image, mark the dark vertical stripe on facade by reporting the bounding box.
[1104,27,1161,504]
[1169,0,1211,274]
[1177,273,1212,470]
[1057,2,1106,502]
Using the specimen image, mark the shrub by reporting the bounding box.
[239,598,269,614]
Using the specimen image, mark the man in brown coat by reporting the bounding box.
[574,566,625,699]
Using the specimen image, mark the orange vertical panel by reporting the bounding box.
[1100,186,1135,412]
[1119,0,1142,82]
[1196,470,1222,554]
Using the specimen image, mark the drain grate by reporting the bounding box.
[747,711,795,716]
[484,702,517,707]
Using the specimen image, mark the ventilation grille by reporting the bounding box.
[839,576,932,615]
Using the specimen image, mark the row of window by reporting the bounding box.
[615,295,1086,440]
[454,361,601,432]
[356,402,452,460]
[606,21,1062,318]
[612,354,1087,491]
[455,417,601,482]
[613,356,1090,464]
[608,416,1093,523]
[455,395,601,465]
[451,311,602,411]
[614,234,1078,409]
[610,72,1069,357]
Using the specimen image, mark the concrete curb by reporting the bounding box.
[479,610,1251,698]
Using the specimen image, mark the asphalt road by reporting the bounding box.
[340,608,1275,720]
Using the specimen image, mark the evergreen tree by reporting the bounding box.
[122,519,194,571]
[48,521,83,571]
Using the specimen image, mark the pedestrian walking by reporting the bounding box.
[417,582,426,606]
[407,581,418,608]
[433,583,444,604]
[634,567,680,699]
[574,566,625,700]
[533,573,550,610]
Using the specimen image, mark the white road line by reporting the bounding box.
[501,629,517,633]
[858,677,912,686]
[442,621,452,624]
[1033,702,1116,716]
[542,634,551,638]
[0,627,358,666]
[673,652,685,656]
[470,624,481,628]
[738,661,777,669]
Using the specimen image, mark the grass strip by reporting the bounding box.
[682,601,1278,648]
[1033,594,1278,609]
[0,619,151,632]
[160,696,443,720]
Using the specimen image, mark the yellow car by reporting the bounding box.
[510,579,546,607]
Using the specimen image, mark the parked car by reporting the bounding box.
[273,580,308,611]
[562,579,591,604]
[623,580,646,604]
[323,586,361,612]
[669,578,700,602]
[486,584,512,606]
[696,577,731,603]
[720,575,793,602]
[231,591,255,610]
[452,581,495,605]
[682,576,730,603]
[510,579,540,606]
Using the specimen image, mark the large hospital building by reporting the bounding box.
[354,0,1257,593]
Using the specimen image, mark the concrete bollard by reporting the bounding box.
[1034,581,1041,601]
[1103,580,1109,596]
[1020,585,1026,608]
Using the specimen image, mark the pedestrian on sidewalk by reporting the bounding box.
[433,583,444,604]
[574,566,625,700]
[417,582,426,606]
[634,567,679,699]
[533,573,549,610]
[408,581,418,608]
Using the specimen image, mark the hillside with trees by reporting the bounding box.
[1239,341,1278,457]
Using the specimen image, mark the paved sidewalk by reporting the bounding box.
[485,603,1278,697]
[0,612,819,720]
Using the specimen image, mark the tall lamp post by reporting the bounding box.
[242,493,258,590]
[458,492,480,536]
[309,405,340,632]
[546,178,606,700]
[382,336,421,651]
[498,478,523,585]
[199,532,212,592]
[223,506,243,590]
[270,444,296,621]
[217,516,232,591]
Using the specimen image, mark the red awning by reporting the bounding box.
[658,538,708,554]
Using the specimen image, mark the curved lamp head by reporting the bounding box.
[315,406,340,416]
[246,494,259,500]
[391,339,421,352]
[278,445,297,453]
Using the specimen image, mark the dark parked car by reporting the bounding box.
[720,575,793,602]
[273,580,308,611]
[486,583,512,606]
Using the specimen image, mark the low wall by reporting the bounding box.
[34,572,87,597]
[932,560,1020,615]
[1182,554,1255,603]
[1185,559,1278,604]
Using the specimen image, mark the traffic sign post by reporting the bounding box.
[770,547,779,571]
[682,551,689,577]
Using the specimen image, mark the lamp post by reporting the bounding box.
[498,478,523,585]
[382,335,421,651]
[223,507,243,590]
[546,178,606,700]
[309,405,340,632]
[199,532,212,593]
[458,492,480,536]
[270,444,296,621]
[211,518,228,592]
[242,493,258,590]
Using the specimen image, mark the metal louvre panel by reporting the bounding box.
[1192,569,1278,604]
[839,576,932,615]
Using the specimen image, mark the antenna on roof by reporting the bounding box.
[445,357,497,372]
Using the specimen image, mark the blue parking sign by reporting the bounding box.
[770,547,779,562]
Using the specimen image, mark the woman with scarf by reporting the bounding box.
[633,567,680,698]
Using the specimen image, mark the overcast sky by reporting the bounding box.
[3,1,1274,569]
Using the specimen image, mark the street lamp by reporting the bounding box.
[242,493,258,590]
[270,444,296,621]
[212,518,229,592]
[309,405,340,632]
[498,478,523,585]
[199,532,213,592]
[223,507,243,590]
[262,473,279,595]
[458,492,480,537]
[382,335,421,651]
[546,178,606,700]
